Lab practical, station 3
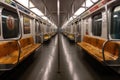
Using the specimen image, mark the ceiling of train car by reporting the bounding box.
[30,0,84,27]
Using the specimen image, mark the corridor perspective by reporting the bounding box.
[0,0,120,80]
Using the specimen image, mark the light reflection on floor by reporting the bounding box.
[41,35,58,80]
[61,36,79,80]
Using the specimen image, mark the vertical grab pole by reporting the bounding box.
[15,1,22,64]
[102,40,109,62]
[102,4,109,63]
[15,1,22,39]
[105,4,110,40]
[57,0,60,73]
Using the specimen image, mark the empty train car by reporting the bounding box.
[1,0,120,80]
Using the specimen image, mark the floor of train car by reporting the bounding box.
[0,34,120,80]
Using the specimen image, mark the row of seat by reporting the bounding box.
[43,33,56,41]
[0,36,41,64]
[63,32,75,40]
[77,35,119,62]
[44,34,51,41]
[68,34,75,40]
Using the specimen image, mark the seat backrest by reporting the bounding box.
[20,36,34,48]
[90,37,97,47]
[83,35,91,44]
[0,41,18,57]
[97,38,105,49]
[104,41,119,57]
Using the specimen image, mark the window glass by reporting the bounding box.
[2,9,19,38]
[35,21,38,33]
[73,24,76,33]
[86,19,89,35]
[77,22,80,33]
[23,15,31,34]
[47,27,49,32]
[92,13,102,36]
[111,6,120,39]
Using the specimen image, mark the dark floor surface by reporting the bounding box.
[0,34,120,80]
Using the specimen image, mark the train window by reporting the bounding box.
[73,25,76,33]
[23,15,31,34]
[2,9,20,39]
[86,19,89,35]
[46,27,49,32]
[77,22,80,33]
[92,13,102,36]
[111,6,120,39]
[35,21,38,33]
[35,21,40,33]
[38,23,41,32]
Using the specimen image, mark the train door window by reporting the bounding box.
[92,13,102,36]
[73,24,75,33]
[38,22,41,33]
[78,22,81,34]
[39,21,42,32]
[35,20,38,33]
[111,6,120,39]
[2,9,19,39]
[77,22,80,33]
[86,19,89,35]
[35,21,40,33]
[23,15,31,34]
[40,22,43,33]
[47,27,49,33]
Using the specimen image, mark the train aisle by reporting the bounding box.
[59,34,120,80]
[1,34,120,80]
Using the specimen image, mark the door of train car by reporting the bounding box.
[71,23,75,40]
[74,21,78,42]
[76,20,81,42]
[84,18,89,35]
[46,24,50,36]
[35,20,41,43]
[39,21,44,43]
[81,19,87,40]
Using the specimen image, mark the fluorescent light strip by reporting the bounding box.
[16,0,29,8]
[30,8,44,16]
[57,0,60,16]
[57,0,60,26]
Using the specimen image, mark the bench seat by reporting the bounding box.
[0,36,41,64]
[77,35,119,62]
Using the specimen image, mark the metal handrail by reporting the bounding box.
[16,1,22,40]
[102,40,110,62]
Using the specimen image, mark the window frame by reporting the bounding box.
[110,5,120,39]
[92,13,102,36]
[23,15,31,34]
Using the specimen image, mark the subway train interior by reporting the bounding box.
[0,0,120,80]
